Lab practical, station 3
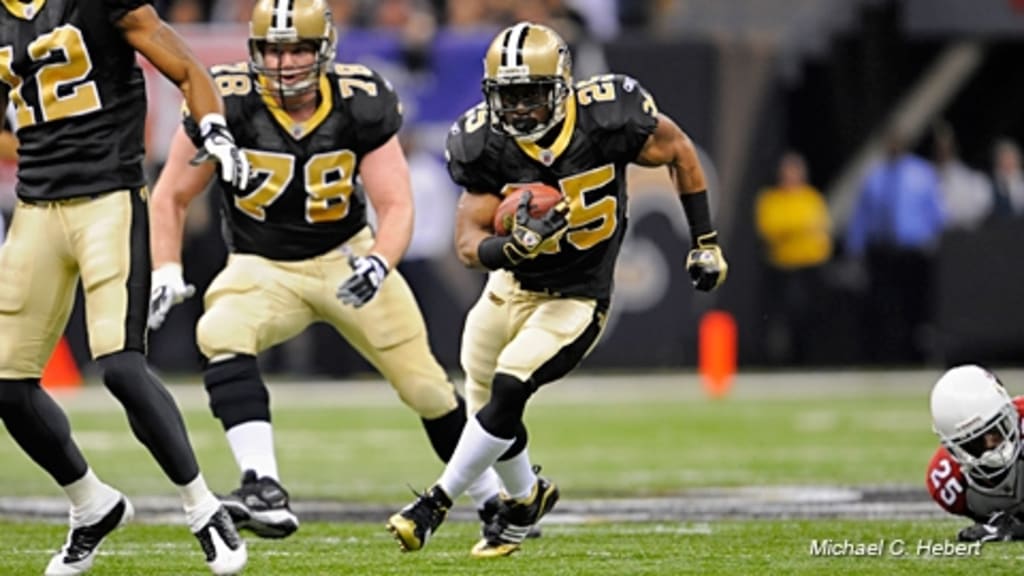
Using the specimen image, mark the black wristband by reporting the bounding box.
[680,190,713,243]
[478,236,516,270]
[183,114,203,149]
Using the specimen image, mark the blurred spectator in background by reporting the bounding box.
[372,0,438,72]
[844,130,945,364]
[755,151,832,365]
[932,122,991,232]
[565,0,620,41]
[446,0,493,30]
[509,0,609,78]
[987,138,1024,221]
[168,0,205,22]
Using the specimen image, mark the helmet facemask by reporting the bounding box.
[484,76,569,141]
[941,402,1022,483]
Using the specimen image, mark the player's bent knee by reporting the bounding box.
[475,373,533,439]
[395,378,458,420]
[97,350,148,392]
[196,310,255,360]
[465,378,491,415]
[204,355,269,429]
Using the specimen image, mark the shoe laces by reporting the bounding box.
[232,471,289,509]
[403,485,449,528]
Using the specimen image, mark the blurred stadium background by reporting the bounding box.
[4,0,1024,572]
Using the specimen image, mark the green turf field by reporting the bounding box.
[1,371,1019,574]
[2,520,1015,575]
[0,374,943,500]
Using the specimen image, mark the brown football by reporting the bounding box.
[493,183,564,236]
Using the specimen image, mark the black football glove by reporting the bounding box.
[685,231,728,292]
[190,114,251,190]
[337,251,389,308]
[504,190,570,264]
[958,510,1024,543]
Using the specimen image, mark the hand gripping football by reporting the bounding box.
[493,183,564,236]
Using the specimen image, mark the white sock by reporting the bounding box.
[493,448,536,500]
[465,467,502,510]
[226,421,279,480]
[437,417,513,500]
[63,469,121,527]
[178,474,221,533]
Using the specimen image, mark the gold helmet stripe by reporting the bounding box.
[502,22,530,68]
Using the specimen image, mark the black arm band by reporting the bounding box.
[478,236,516,270]
[680,190,713,243]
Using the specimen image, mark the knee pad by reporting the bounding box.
[475,373,534,440]
[421,394,467,463]
[204,355,269,430]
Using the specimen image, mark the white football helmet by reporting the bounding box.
[931,365,1021,483]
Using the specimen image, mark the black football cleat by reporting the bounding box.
[386,485,452,552]
[222,470,299,539]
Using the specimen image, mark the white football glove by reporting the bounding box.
[337,251,389,308]
[191,113,250,190]
[148,263,196,330]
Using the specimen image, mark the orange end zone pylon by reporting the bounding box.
[699,310,737,398]
[41,336,82,391]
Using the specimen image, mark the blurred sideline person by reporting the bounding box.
[0,3,249,575]
[387,22,728,557]
[987,138,1024,221]
[928,365,1024,543]
[148,0,500,540]
[931,122,990,232]
[844,130,944,364]
[754,151,831,365]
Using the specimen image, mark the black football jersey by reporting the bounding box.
[0,0,149,200]
[187,62,402,261]
[447,74,659,303]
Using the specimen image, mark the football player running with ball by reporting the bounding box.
[928,365,1024,543]
[0,2,249,574]
[148,0,501,541]
[388,22,728,557]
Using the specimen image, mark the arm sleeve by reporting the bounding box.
[445,111,502,195]
[350,71,403,155]
[925,447,975,519]
[587,75,659,163]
